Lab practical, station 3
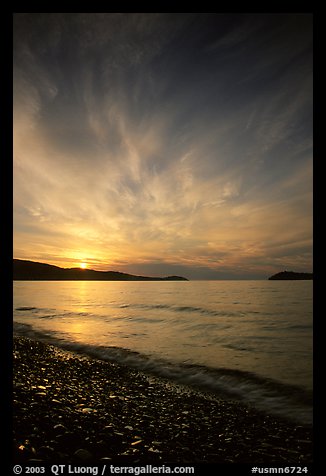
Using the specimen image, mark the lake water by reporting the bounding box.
[13,280,313,425]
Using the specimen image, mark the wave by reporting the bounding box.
[15,306,38,311]
[286,324,312,330]
[14,307,93,320]
[122,303,246,318]
[14,302,250,321]
[223,343,256,352]
[13,322,312,427]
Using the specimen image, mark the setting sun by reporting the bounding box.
[80,262,87,269]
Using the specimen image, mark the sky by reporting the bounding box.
[13,13,313,279]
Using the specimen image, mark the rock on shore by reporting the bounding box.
[13,336,312,464]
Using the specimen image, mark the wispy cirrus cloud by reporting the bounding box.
[13,13,313,278]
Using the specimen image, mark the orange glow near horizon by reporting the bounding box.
[79,262,87,269]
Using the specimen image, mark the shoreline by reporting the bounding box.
[13,335,313,464]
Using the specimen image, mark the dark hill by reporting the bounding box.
[268,271,313,280]
[13,259,188,281]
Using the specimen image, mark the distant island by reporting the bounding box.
[268,271,313,280]
[13,259,188,281]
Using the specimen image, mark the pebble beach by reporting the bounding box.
[13,335,313,465]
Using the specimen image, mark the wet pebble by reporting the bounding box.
[73,448,93,461]
[53,424,68,434]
